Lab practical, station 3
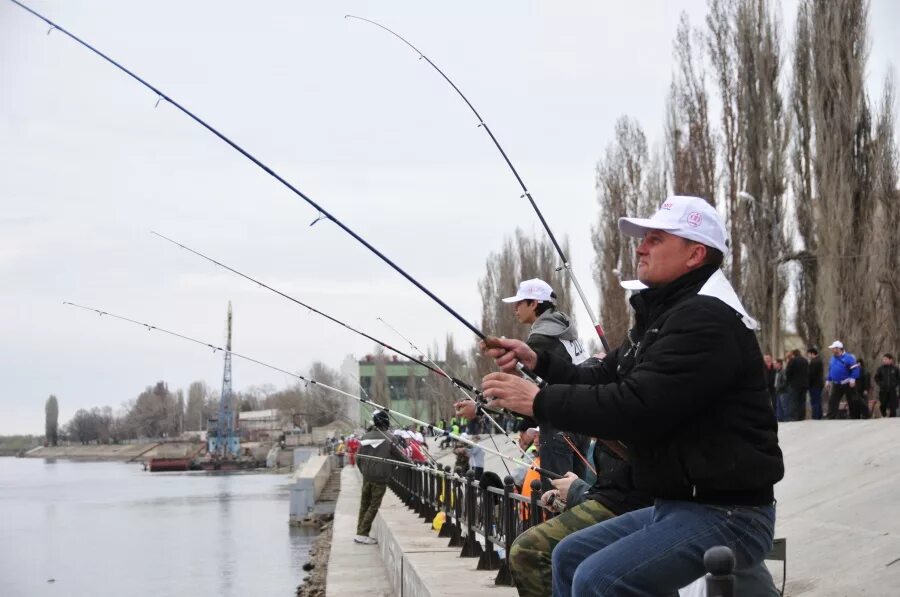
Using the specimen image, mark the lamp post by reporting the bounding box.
[738,191,781,356]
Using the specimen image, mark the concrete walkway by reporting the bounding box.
[773,419,900,596]
[325,466,392,596]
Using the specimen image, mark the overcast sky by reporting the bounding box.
[1,0,897,435]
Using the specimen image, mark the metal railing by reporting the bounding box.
[386,464,786,593]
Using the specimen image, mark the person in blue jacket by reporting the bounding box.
[825,340,863,419]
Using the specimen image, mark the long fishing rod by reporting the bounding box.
[63,301,560,478]
[346,15,611,353]
[8,1,544,385]
[151,231,483,396]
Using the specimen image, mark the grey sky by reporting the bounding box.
[1,0,897,435]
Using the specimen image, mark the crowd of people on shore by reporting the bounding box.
[765,345,899,421]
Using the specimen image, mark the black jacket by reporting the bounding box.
[808,356,824,389]
[784,356,809,393]
[357,427,407,483]
[580,441,653,515]
[532,266,784,506]
[875,364,900,392]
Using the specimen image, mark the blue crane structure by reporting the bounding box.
[207,302,240,458]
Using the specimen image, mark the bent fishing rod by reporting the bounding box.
[63,301,561,479]
[346,15,611,353]
[151,231,482,396]
[8,0,543,384]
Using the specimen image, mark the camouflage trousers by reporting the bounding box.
[356,480,387,536]
[509,500,615,597]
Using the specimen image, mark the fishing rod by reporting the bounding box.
[63,301,561,478]
[346,15,611,354]
[151,231,483,396]
[376,316,526,464]
[8,0,543,385]
[355,452,434,473]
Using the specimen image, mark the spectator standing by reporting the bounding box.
[874,354,900,417]
[763,353,777,413]
[774,358,788,421]
[784,349,810,421]
[355,411,407,545]
[346,434,360,466]
[807,347,825,420]
[826,341,862,419]
[857,359,872,418]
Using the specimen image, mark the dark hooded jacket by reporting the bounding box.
[357,427,407,483]
[532,265,784,506]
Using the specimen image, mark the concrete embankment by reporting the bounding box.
[26,442,201,461]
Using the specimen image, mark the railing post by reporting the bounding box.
[528,479,543,529]
[704,546,736,597]
[477,478,501,570]
[421,465,434,521]
[494,475,516,585]
[438,465,454,538]
[460,470,483,558]
[447,467,463,547]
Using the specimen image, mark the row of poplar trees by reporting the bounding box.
[591,0,898,359]
[371,0,897,414]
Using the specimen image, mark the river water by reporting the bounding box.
[0,457,315,597]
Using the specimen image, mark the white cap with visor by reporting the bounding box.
[618,195,728,254]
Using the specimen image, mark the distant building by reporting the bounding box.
[238,409,288,442]
[358,355,440,424]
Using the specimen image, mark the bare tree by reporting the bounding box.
[305,361,346,427]
[668,13,717,204]
[736,0,789,353]
[592,116,656,348]
[185,381,208,431]
[872,73,900,354]
[809,0,877,357]
[790,0,820,348]
[707,0,746,291]
[44,395,59,446]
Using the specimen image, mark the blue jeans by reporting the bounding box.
[809,387,823,419]
[551,499,776,596]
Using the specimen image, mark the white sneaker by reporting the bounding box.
[353,534,378,545]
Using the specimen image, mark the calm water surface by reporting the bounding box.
[0,458,315,597]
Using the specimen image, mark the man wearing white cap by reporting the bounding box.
[825,340,862,419]
[481,195,783,595]
[502,278,588,365]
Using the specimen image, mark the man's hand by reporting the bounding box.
[454,399,477,420]
[825,381,833,391]
[480,337,538,373]
[848,379,856,388]
[539,488,560,507]
[482,372,539,417]
[550,472,579,502]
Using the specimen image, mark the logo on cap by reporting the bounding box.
[661,202,673,210]
[687,212,703,228]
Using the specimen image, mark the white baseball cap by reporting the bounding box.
[618,195,728,253]
[828,340,844,349]
[501,278,555,303]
